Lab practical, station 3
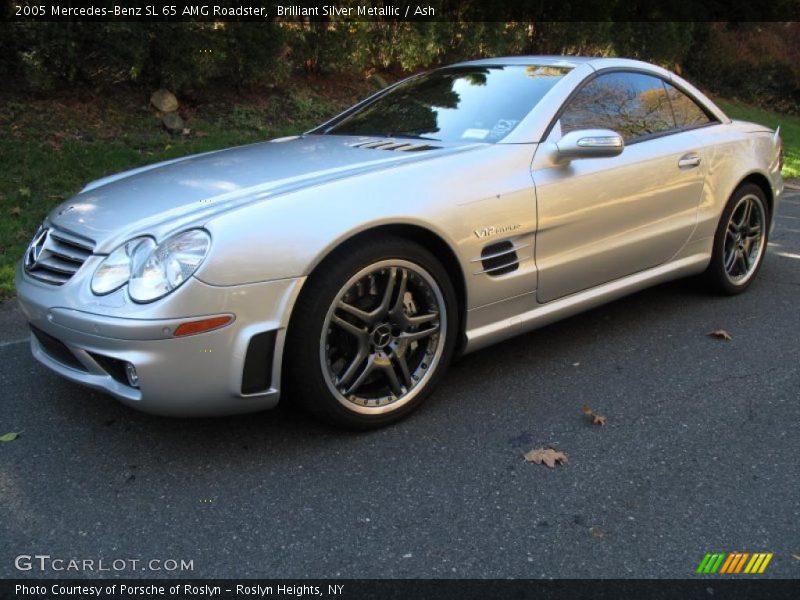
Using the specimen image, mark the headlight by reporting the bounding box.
[91,237,156,295]
[129,229,211,303]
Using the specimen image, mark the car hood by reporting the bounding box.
[47,135,480,252]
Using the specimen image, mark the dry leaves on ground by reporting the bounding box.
[708,329,732,341]
[0,432,20,443]
[589,526,606,539]
[523,447,568,468]
[10,206,22,217]
[581,404,607,426]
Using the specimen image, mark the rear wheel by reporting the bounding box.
[284,237,458,428]
[703,183,769,295]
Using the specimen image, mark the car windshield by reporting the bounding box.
[323,65,571,143]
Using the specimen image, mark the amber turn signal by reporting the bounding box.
[173,315,234,337]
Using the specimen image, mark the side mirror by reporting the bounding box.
[555,129,624,160]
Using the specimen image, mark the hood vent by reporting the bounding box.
[476,241,525,276]
[349,139,440,152]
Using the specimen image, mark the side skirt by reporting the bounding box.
[463,253,709,354]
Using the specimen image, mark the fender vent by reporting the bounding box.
[479,241,520,276]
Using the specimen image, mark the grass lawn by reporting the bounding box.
[0,88,797,299]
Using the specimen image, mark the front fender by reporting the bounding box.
[195,143,539,312]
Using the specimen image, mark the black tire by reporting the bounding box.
[702,183,770,295]
[283,236,459,429]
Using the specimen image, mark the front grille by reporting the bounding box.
[30,325,87,371]
[25,227,94,286]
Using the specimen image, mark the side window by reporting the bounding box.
[560,72,676,143]
[664,83,713,129]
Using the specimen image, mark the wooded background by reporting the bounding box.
[2,21,798,114]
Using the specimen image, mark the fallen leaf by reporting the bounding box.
[18,187,31,198]
[0,432,20,443]
[181,128,191,136]
[10,206,22,216]
[581,404,607,426]
[792,554,800,561]
[589,526,606,538]
[708,329,732,341]
[195,130,209,137]
[524,447,568,468]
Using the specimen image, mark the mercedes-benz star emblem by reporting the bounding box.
[25,228,49,270]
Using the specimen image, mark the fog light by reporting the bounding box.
[125,362,139,388]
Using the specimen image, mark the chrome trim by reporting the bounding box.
[475,255,522,275]
[471,242,529,263]
[48,228,95,251]
[24,225,96,286]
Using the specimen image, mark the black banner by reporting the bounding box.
[3,579,800,600]
[3,0,800,22]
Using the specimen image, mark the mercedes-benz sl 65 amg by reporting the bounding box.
[16,56,784,427]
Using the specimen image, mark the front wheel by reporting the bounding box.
[703,183,770,295]
[284,237,458,429]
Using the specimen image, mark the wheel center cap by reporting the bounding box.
[371,324,393,348]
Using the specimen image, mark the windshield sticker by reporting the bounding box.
[490,119,518,138]
[462,128,490,140]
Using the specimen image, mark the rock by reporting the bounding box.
[162,112,185,134]
[151,89,179,113]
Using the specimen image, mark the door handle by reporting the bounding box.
[678,154,701,169]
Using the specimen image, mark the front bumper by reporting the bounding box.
[15,264,305,416]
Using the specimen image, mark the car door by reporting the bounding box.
[531,71,709,303]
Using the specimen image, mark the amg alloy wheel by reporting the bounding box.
[321,260,446,413]
[722,193,767,286]
[285,237,457,428]
[704,183,770,295]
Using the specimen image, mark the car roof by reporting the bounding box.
[453,55,595,67]
[452,55,660,72]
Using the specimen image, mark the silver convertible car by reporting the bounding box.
[16,56,784,427]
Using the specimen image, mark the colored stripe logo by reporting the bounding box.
[696,552,773,574]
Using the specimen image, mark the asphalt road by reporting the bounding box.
[1,192,799,580]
